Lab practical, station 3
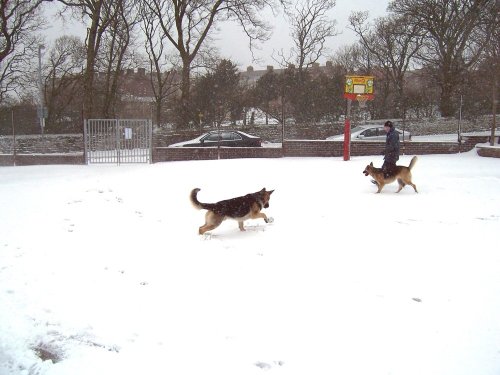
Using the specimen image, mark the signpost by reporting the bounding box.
[38,45,46,135]
[343,75,375,161]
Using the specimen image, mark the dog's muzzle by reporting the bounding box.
[264,203,269,208]
[363,170,369,176]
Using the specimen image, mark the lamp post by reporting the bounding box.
[38,44,46,135]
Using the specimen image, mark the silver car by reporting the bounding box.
[326,124,411,141]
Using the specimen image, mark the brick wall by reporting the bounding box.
[154,146,283,162]
[476,145,500,158]
[281,140,342,157]
[152,140,477,162]
[277,139,477,158]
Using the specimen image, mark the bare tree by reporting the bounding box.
[481,1,499,145]
[57,0,117,118]
[272,0,337,123]
[140,0,280,128]
[349,11,423,118]
[388,0,496,117]
[277,0,337,74]
[331,44,365,73]
[138,2,179,127]
[97,0,139,118]
[44,35,85,131]
[0,0,46,62]
[1,36,41,102]
[0,0,47,101]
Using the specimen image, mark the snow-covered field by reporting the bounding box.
[1,151,500,375]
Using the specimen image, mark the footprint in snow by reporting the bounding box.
[255,361,284,370]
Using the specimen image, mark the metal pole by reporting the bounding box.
[217,123,221,160]
[343,99,352,161]
[491,71,497,146]
[458,94,462,144]
[149,119,153,163]
[116,119,120,165]
[282,86,285,146]
[38,45,45,136]
[11,109,16,166]
[83,119,88,164]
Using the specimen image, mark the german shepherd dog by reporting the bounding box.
[363,156,418,193]
[190,188,274,234]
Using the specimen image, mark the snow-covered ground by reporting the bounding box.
[1,151,500,375]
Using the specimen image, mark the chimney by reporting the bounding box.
[267,65,274,72]
[127,68,134,75]
[138,68,146,75]
[326,61,333,68]
[247,66,254,72]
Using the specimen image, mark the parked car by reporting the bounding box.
[326,124,411,141]
[168,130,262,147]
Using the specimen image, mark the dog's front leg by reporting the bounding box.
[238,221,246,231]
[253,212,273,223]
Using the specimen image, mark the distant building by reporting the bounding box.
[116,68,180,119]
[240,61,336,85]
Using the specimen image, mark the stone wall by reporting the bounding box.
[0,134,84,154]
[1,115,496,153]
[0,154,85,166]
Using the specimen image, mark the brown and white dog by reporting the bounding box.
[363,156,418,193]
[190,188,274,234]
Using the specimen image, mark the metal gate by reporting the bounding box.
[84,119,152,164]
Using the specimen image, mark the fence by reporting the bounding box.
[84,119,152,164]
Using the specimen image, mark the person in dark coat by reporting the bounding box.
[382,120,400,178]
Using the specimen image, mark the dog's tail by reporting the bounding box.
[408,156,418,170]
[190,188,203,210]
[190,188,212,210]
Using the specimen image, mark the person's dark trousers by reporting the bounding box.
[382,161,397,178]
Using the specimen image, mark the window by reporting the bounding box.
[362,128,378,137]
[220,132,235,141]
[204,133,220,142]
[226,132,242,141]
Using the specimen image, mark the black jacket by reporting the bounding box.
[384,128,400,164]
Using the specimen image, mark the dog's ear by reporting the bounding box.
[268,190,274,195]
[370,162,373,166]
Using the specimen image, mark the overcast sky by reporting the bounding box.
[44,0,390,71]
[216,0,390,69]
